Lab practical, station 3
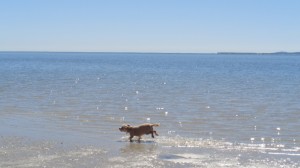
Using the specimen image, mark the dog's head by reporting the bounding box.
[119,124,131,132]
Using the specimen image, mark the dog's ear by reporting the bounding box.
[127,124,130,127]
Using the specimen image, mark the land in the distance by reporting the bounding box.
[217,52,300,55]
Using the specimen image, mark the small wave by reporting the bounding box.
[268,152,300,156]
[157,135,300,154]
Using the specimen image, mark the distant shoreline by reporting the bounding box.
[216,52,300,55]
[0,51,300,55]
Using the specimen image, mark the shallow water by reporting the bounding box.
[1,52,300,167]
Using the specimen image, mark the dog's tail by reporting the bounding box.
[151,123,160,127]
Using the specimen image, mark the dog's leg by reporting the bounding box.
[151,131,155,138]
[138,136,141,143]
[153,131,159,136]
[129,135,134,142]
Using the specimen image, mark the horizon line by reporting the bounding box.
[1,50,300,55]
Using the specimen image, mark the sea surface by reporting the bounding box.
[0,52,300,167]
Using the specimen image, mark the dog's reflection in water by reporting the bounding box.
[120,141,158,155]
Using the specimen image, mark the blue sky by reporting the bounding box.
[1,0,299,53]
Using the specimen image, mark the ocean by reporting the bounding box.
[0,52,300,167]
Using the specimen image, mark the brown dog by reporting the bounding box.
[119,123,159,142]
